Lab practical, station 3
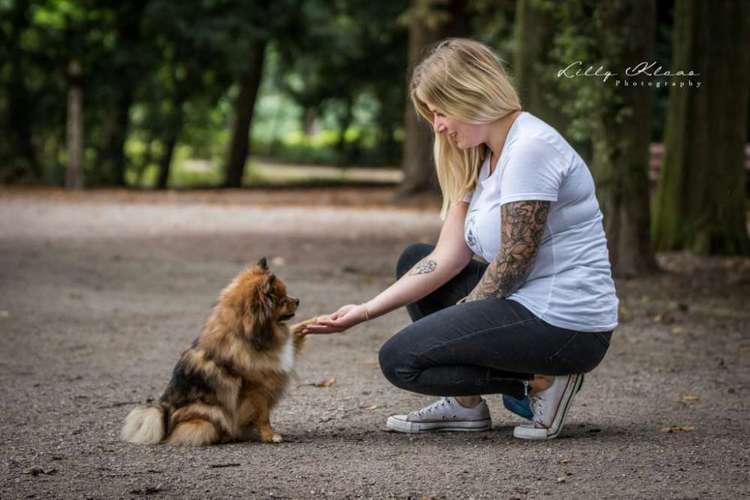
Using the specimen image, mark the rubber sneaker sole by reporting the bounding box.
[512,373,584,441]
[386,415,492,433]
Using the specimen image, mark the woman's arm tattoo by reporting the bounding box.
[408,259,437,276]
[465,200,550,301]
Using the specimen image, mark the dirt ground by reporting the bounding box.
[1,187,749,499]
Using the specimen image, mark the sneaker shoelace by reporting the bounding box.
[414,397,450,418]
[530,392,547,427]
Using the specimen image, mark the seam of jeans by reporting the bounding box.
[417,317,538,362]
[546,332,580,362]
[499,297,527,323]
[593,332,611,347]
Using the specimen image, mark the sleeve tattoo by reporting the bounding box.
[465,200,550,301]
[408,259,437,276]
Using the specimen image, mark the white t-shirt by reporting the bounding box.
[463,112,618,332]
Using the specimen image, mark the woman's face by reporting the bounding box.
[426,102,485,149]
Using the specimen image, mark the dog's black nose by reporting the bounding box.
[294,298,300,306]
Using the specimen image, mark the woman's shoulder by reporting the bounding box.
[508,113,577,165]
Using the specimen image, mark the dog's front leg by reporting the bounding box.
[254,403,282,444]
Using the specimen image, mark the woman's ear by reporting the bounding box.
[243,274,276,350]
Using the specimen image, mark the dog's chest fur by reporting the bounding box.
[279,335,295,373]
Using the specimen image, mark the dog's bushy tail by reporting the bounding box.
[121,404,167,445]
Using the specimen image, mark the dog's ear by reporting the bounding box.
[243,274,276,350]
[256,257,269,271]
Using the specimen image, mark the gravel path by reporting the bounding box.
[1,191,748,499]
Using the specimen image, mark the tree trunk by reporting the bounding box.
[589,1,658,277]
[652,0,750,255]
[155,94,185,190]
[135,138,154,188]
[97,0,147,187]
[65,61,84,190]
[99,87,134,186]
[156,129,180,190]
[223,40,268,188]
[515,0,567,132]
[375,88,401,164]
[514,0,592,163]
[5,0,40,181]
[335,96,354,167]
[398,0,452,196]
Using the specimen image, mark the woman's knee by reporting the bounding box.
[378,333,420,389]
[396,243,434,280]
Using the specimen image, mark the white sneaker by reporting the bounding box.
[513,374,583,441]
[386,397,492,433]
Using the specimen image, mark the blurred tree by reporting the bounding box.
[272,0,407,168]
[652,0,750,255]
[550,0,657,277]
[94,0,149,187]
[223,39,267,187]
[1,0,40,182]
[514,0,590,163]
[514,0,566,133]
[222,0,278,188]
[31,0,112,187]
[65,60,83,189]
[399,0,471,196]
[140,0,236,189]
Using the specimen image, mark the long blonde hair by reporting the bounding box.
[410,38,522,218]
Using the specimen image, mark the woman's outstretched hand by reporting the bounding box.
[302,304,369,334]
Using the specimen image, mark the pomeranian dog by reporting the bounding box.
[121,257,314,446]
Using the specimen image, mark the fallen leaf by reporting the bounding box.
[659,425,695,433]
[362,404,379,410]
[359,358,379,368]
[24,467,57,476]
[314,377,336,388]
[671,326,685,334]
[680,394,699,402]
[129,485,163,495]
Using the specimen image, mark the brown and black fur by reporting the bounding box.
[121,257,314,446]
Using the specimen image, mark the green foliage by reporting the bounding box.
[0,0,675,190]
[543,1,628,143]
[0,0,410,186]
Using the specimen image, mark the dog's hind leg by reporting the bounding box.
[166,419,220,446]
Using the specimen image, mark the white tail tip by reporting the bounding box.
[120,405,165,445]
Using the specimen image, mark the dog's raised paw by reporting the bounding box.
[291,316,319,336]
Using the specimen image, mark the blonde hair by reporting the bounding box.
[410,38,522,218]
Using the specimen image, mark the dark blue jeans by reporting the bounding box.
[378,244,612,399]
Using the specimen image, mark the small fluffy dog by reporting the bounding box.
[121,258,313,446]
